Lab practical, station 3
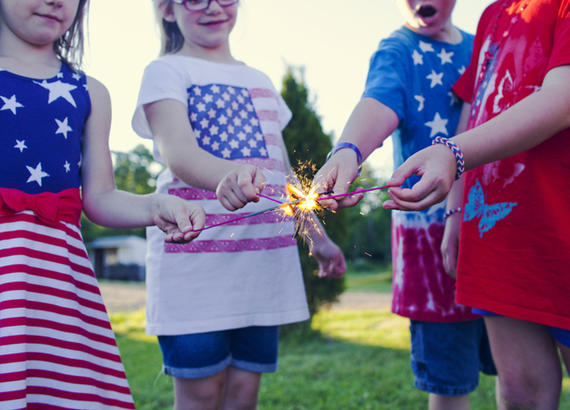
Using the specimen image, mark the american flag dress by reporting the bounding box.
[0,64,135,409]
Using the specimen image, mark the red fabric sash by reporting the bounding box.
[0,188,82,227]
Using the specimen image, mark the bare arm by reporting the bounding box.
[144,99,265,210]
[312,97,399,210]
[439,104,469,278]
[81,77,205,241]
[385,65,570,211]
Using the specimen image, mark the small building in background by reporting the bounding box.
[86,235,147,281]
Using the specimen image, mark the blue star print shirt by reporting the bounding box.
[364,26,473,189]
[363,27,477,322]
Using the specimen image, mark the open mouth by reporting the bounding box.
[417,5,437,18]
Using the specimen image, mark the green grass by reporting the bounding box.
[344,262,393,293]
[111,307,570,410]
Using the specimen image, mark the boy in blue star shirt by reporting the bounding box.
[313,1,495,408]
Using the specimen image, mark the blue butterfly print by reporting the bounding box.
[464,180,517,238]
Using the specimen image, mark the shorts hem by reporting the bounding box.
[163,356,232,379]
[232,358,278,373]
[414,380,477,396]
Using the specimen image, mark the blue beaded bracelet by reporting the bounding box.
[326,142,363,176]
[432,136,465,179]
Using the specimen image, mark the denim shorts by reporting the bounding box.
[157,326,279,379]
[410,319,497,396]
[472,308,570,348]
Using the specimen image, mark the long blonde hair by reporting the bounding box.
[153,0,185,55]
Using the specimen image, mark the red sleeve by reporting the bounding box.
[452,2,502,104]
[546,0,570,71]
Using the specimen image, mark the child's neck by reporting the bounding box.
[0,42,61,78]
[177,43,239,65]
[406,22,463,45]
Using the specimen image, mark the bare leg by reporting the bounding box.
[485,317,562,410]
[173,370,227,410]
[222,367,262,410]
[429,393,469,410]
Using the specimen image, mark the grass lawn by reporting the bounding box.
[110,266,570,409]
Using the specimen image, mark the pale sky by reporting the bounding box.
[84,0,493,178]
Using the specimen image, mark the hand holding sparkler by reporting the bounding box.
[215,164,265,211]
[312,148,364,211]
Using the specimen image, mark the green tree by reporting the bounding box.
[280,67,348,323]
[80,144,161,243]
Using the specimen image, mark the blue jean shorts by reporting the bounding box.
[472,308,570,348]
[158,326,279,379]
[410,319,497,396]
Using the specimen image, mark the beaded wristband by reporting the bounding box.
[443,207,462,221]
[326,142,363,176]
[432,136,465,180]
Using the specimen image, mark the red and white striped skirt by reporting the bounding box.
[0,211,135,409]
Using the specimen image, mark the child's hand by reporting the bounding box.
[153,195,206,242]
[440,214,461,279]
[312,149,363,211]
[216,165,265,211]
[383,144,456,211]
[311,239,346,279]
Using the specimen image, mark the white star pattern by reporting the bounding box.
[412,50,423,65]
[425,112,449,137]
[1,94,24,115]
[64,161,71,172]
[55,117,73,139]
[414,95,425,112]
[419,41,434,53]
[36,80,78,107]
[458,66,466,75]
[188,84,268,160]
[448,91,459,106]
[14,139,28,152]
[26,162,49,186]
[426,70,444,88]
[437,49,454,65]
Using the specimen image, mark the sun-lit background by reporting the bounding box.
[84,0,493,179]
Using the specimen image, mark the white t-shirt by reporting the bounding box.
[132,55,309,335]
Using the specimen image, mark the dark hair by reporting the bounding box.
[54,0,90,69]
[155,0,185,55]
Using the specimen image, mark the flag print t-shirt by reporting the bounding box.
[132,55,309,335]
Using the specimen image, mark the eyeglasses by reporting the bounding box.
[172,0,238,12]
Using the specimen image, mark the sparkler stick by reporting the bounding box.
[257,193,283,204]
[315,185,389,202]
[192,203,284,232]
[192,186,389,232]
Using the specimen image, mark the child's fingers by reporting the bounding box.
[383,185,443,211]
[387,158,421,187]
[252,168,266,196]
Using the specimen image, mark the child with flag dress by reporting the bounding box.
[132,0,346,408]
[0,0,205,408]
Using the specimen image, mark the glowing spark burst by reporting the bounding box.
[192,160,389,241]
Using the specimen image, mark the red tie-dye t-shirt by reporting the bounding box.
[453,0,570,330]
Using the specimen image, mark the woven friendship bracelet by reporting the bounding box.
[443,207,462,221]
[326,142,363,176]
[432,136,465,179]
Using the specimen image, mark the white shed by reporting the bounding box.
[87,235,147,281]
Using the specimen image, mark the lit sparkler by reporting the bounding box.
[193,184,389,232]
